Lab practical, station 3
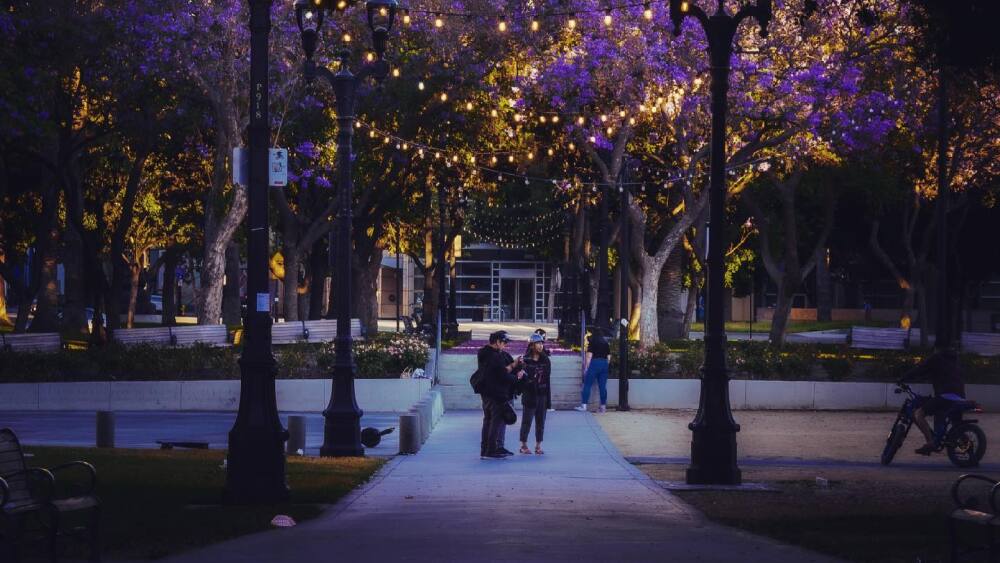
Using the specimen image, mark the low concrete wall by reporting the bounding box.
[602,379,998,411]
[0,379,432,413]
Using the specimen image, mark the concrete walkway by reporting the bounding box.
[165,410,839,563]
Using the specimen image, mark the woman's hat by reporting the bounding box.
[529,334,545,344]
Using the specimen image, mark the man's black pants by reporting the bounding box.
[480,396,506,456]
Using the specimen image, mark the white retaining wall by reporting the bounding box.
[596,380,1000,411]
[0,379,432,413]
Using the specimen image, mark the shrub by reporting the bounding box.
[325,332,430,378]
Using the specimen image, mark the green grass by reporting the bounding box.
[22,446,384,560]
[688,320,894,333]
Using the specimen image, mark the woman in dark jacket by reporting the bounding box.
[517,334,551,454]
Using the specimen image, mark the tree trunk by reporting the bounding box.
[308,237,328,320]
[127,260,141,328]
[222,242,242,325]
[0,275,10,327]
[61,226,88,336]
[815,247,832,322]
[281,242,301,323]
[29,225,60,333]
[637,255,665,346]
[162,251,179,327]
[769,279,794,346]
[548,267,560,323]
[657,249,686,341]
[682,279,699,337]
[917,279,930,348]
[353,258,381,336]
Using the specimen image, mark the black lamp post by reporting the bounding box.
[617,158,637,412]
[595,181,612,332]
[669,0,772,486]
[225,0,289,504]
[294,0,397,457]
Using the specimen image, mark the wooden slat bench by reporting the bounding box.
[962,332,1000,357]
[0,332,62,353]
[271,319,363,345]
[948,474,1000,561]
[849,326,922,350]
[112,325,230,347]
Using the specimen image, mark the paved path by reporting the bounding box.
[0,411,401,455]
[165,410,839,563]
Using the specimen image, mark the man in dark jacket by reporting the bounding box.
[477,331,522,459]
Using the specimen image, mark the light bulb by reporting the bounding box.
[403,13,411,24]
[435,17,443,28]
[644,8,653,20]
[498,21,507,32]
[568,142,576,150]
[552,115,560,123]
[440,92,448,102]
[577,116,586,125]
[466,102,473,111]
[604,13,613,26]
[531,20,540,31]
[418,81,425,90]
[392,68,400,77]
[491,109,499,117]
[567,17,577,30]
[342,33,352,42]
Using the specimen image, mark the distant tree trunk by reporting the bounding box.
[353,258,381,335]
[682,281,699,337]
[547,267,560,323]
[281,241,301,323]
[0,275,10,327]
[127,258,141,328]
[29,224,60,333]
[770,278,794,345]
[162,250,179,327]
[221,242,242,326]
[657,249,686,341]
[308,237,328,320]
[61,227,88,336]
[815,247,832,322]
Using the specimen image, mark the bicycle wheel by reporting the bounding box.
[946,423,987,468]
[881,422,909,466]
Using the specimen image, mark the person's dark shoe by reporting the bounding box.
[915,444,936,455]
[481,453,507,460]
[498,447,514,456]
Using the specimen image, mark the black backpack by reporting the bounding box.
[470,368,486,394]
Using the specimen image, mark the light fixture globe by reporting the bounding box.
[294,0,324,60]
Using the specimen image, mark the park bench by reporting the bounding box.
[0,428,100,562]
[849,326,923,350]
[271,318,363,345]
[111,325,229,347]
[947,474,1000,562]
[0,333,62,353]
[962,332,1000,357]
[155,440,209,450]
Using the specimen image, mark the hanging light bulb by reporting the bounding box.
[539,115,547,123]
[600,114,608,122]
[466,101,474,111]
[392,68,400,78]
[498,20,507,32]
[547,148,554,156]
[577,116,586,125]
[491,109,499,117]
[527,152,535,160]
[531,19,540,31]
[604,12,613,26]
[342,32,352,42]
[491,156,498,164]
[402,143,409,150]
[567,16,577,30]
[402,12,411,25]
[508,155,515,163]
[440,92,448,102]
[434,16,443,28]
[568,142,576,151]
[418,81,425,90]
[552,115,560,123]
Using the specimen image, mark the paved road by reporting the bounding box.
[163,410,839,563]
[0,411,401,455]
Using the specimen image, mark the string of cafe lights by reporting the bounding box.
[396,0,669,31]
[464,213,567,249]
[354,119,774,191]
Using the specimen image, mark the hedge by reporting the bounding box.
[0,333,429,383]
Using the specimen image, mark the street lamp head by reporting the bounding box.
[294,0,324,60]
[755,0,773,38]
[365,0,397,60]
[668,0,688,36]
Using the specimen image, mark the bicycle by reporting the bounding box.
[881,382,987,468]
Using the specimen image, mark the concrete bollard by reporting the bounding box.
[398,413,421,454]
[286,415,306,455]
[416,401,432,443]
[96,411,115,448]
[430,390,445,425]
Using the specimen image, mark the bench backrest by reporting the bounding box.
[0,332,62,353]
[962,332,1000,356]
[272,319,363,345]
[0,428,31,512]
[111,325,229,347]
[850,326,919,350]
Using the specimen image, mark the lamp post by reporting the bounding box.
[595,181,612,332]
[226,0,289,504]
[669,0,772,486]
[294,0,397,457]
[617,158,637,412]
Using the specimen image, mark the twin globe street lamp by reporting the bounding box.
[668,0,773,486]
[294,0,398,457]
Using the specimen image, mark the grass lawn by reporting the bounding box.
[23,446,384,560]
[688,319,894,333]
[640,463,960,563]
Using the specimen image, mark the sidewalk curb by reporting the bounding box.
[583,411,707,525]
[315,454,406,524]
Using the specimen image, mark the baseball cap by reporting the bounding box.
[529,334,544,344]
[489,330,511,344]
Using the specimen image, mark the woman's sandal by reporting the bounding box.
[519,445,531,454]
[535,445,544,455]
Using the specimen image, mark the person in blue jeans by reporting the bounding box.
[575,329,610,413]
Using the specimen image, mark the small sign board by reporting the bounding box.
[231,147,288,187]
[268,148,288,187]
[256,292,270,313]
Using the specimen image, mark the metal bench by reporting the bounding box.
[0,333,62,353]
[156,440,209,450]
[112,325,229,347]
[271,319,363,345]
[962,332,1000,357]
[849,326,922,350]
[0,428,100,562]
[948,474,1000,562]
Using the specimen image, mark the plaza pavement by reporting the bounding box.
[162,410,839,563]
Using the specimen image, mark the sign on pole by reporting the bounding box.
[268,148,288,187]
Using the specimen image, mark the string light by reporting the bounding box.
[498,20,507,32]
[434,16,443,27]
[531,19,540,31]
[567,17,577,30]
[418,81,425,90]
